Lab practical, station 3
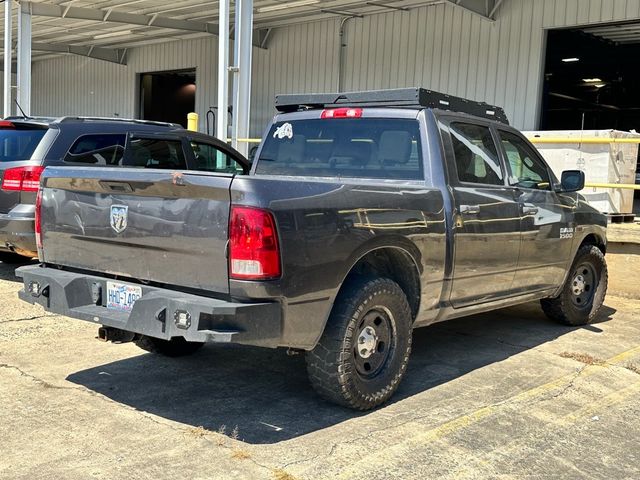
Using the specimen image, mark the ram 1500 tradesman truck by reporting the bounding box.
[17,89,607,410]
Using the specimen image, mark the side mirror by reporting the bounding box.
[560,170,585,193]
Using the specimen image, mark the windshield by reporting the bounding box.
[256,118,424,180]
[0,127,47,162]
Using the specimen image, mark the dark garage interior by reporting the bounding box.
[541,24,640,132]
[139,69,196,128]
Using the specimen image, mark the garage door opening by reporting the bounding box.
[541,25,640,131]
[139,69,196,128]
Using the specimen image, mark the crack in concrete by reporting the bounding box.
[0,362,74,390]
[0,314,60,324]
[0,361,207,437]
[0,360,278,476]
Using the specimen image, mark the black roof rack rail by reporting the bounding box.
[275,88,509,124]
[57,116,182,128]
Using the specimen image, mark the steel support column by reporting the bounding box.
[17,2,32,116]
[216,0,231,141]
[4,0,13,117]
[232,0,253,157]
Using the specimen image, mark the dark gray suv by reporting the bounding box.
[0,116,183,263]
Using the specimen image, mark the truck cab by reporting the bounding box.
[17,88,607,410]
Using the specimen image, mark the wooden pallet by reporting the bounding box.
[607,213,637,224]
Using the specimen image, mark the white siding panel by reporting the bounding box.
[31,0,640,135]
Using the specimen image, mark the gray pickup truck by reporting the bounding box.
[17,89,608,410]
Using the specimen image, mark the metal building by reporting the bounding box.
[3,0,640,141]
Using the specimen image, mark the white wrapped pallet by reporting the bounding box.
[523,130,639,215]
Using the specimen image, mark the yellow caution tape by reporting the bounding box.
[528,137,640,145]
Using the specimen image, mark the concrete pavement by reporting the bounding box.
[1,247,639,479]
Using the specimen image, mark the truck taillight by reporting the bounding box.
[35,188,43,250]
[229,206,281,280]
[321,108,363,119]
[1,166,45,192]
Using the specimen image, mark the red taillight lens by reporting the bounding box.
[229,206,281,280]
[35,188,43,250]
[321,108,363,119]
[1,166,45,192]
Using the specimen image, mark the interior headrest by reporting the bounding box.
[379,131,412,164]
[277,135,306,163]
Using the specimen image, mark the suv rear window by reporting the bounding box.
[256,118,423,180]
[0,127,47,163]
[64,134,126,166]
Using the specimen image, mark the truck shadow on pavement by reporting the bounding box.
[67,302,615,445]
[0,260,36,282]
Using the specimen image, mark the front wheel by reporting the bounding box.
[306,277,413,410]
[135,336,205,357]
[541,244,608,326]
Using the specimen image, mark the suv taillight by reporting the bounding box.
[35,188,43,250]
[229,206,281,280]
[1,166,45,192]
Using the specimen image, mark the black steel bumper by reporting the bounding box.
[16,265,283,347]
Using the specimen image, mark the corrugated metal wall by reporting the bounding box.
[32,37,218,132]
[31,0,640,135]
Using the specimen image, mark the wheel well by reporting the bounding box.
[343,248,421,320]
[580,234,606,254]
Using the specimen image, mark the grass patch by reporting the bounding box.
[231,448,251,460]
[185,426,209,439]
[626,363,640,375]
[272,469,298,480]
[559,352,606,366]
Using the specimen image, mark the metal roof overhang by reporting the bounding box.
[1,0,507,65]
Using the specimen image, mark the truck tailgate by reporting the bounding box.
[40,167,232,294]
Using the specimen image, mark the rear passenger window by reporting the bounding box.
[64,134,126,165]
[190,142,245,174]
[126,138,187,170]
[256,119,423,180]
[449,123,503,186]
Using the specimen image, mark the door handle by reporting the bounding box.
[460,204,480,215]
[100,181,133,193]
[521,203,539,215]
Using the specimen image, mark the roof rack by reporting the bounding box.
[57,116,182,128]
[275,88,509,124]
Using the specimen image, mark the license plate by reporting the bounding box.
[106,281,142,313]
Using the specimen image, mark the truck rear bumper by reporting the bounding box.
[16,265,282,348]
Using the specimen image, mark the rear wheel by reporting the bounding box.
[306,277,412,410]
[0,251,32,264]
[541,244,608,326]
[135,336,205,357]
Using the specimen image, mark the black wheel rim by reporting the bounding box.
[570,262,598,309]
[353,307,394,379]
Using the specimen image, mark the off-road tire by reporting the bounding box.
[306,276,413,410]
[0,251,31,264]
[135,336,205,357]
[541,244,608,326]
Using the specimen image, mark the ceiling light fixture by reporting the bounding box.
[594,84,606,88]
[257,0,320,13]
[562,57,580,63]
[583,78,603,83]
[93,29,133,40]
